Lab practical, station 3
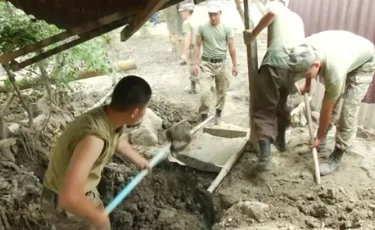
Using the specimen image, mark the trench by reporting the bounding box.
[99,161,218,230]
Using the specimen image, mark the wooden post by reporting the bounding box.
[243,0,259,151]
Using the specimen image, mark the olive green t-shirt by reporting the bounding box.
[43,106,121,194]
[267,2,305,49]
[261,2,305,67]
[197,22,234,59]
[306,30,375,101]
[182,17,198,46]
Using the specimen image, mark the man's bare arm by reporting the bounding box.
[193,35,202,66]
[59,135,107,226]
[316,99,336,140]
[182,32,192,58]
[251,11,276,38]
[228,38,237,67]
[115,136,147,167]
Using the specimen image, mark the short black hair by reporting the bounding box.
[110,75,152,111]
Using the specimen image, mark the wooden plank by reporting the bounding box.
[203,127,247,138]
[244,0,259,151]
[0,12,132,64]
[10,17,130,71]
[120,0,168,42]
[207,128,250,193]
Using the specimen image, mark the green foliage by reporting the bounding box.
[0,2,113,84]
[0,2,60,54]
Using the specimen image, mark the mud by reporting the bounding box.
[149,98,200,129]
[99,162,216,230]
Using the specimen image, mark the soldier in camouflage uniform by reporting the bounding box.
[193,1,238,125]
[293,30,375,176]
[179,3,198,94]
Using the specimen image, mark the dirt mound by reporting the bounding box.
[212,128,375,229]
[149,98,200,129]
[99,162,216,230]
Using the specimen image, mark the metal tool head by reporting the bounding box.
[165,120,192,153]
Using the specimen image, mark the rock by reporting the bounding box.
[226,201,269,222]
[141,108,163,133]
[157,208,177,222]
[129,127,158,146]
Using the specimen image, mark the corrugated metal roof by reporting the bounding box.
[289,0,375,103]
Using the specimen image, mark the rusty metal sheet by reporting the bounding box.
[289,0,375,103]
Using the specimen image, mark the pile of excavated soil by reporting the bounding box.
[212,128,375,230]
[149,98,200,129]
[99,162,216,230]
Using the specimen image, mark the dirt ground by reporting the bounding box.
[1,2,375,230]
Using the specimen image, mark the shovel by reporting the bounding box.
[104,115,215,214]
[295,83,321,185]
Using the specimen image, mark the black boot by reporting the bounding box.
[257,139,271,171]
[189,81,197,94]
[319,146,343,176]
[215,109,222,125]
[201,113,208,122]
[275,123,286,152]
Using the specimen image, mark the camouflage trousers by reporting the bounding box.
[40,187,108,230]
[187,47,199,83]
[198,59,230,114]
[329,56,375,151]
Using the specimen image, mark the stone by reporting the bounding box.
[141,108,163,133]
[129,127,158,146]
[225,201,269,222]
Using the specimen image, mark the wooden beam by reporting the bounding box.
[9,17,131,71]
[244,0,259,151]
[0,12,133,64]
[120,0,168,42]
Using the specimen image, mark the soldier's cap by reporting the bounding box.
[207,1,221,13]
[178,3,195,11]
[287,43,316,72]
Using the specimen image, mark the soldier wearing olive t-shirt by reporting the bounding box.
[193,1,238,125]
[293,30,375,176]
[179,3,199,94]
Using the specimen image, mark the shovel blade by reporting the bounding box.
[166,120,192,153]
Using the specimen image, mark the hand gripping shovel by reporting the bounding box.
[104,115,214,214]
[295,83,321,185]
[104,144,169,214]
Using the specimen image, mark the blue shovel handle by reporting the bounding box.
[104,145,169,215]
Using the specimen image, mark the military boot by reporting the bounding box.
[201,113,208,122]
[275,123,286,152]
[319,146,344,176]
[189,81,197,94]
[257,139,271,171]
[215,109,222,125]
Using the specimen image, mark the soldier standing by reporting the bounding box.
[179,3,198,94]
[193,1,238,125]
[243,0,305,170]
